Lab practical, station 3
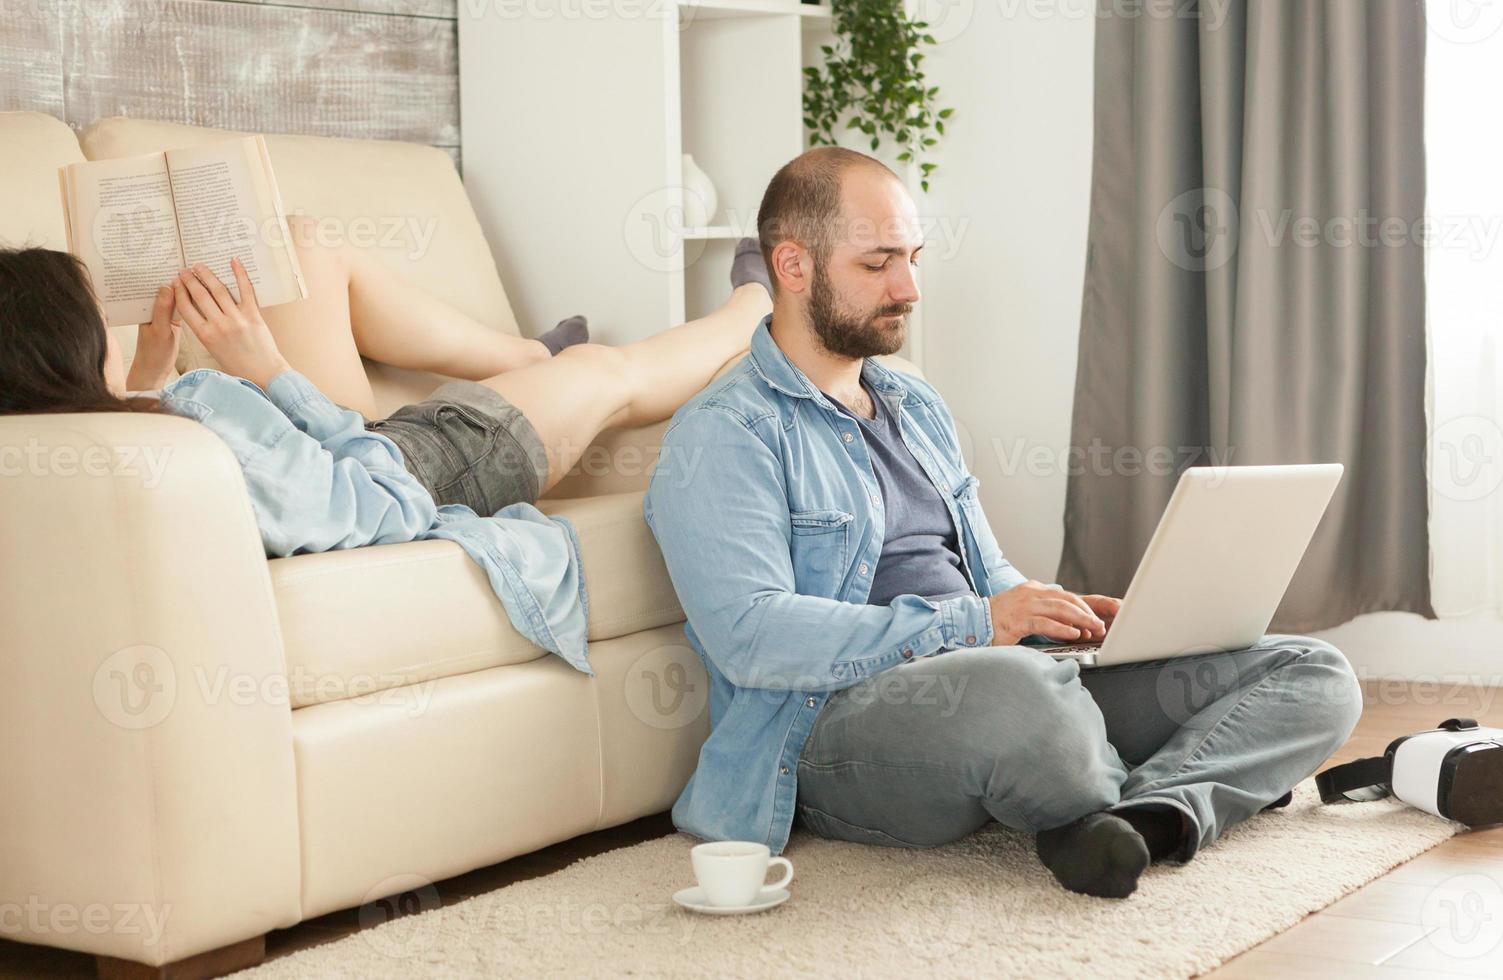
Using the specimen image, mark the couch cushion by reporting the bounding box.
[0,111,82,251]
[271,490,682,708]
[540,491,685,639]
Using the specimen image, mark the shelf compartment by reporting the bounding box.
[678,0,831,20]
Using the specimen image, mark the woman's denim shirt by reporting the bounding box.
[644,318,1024,853]
[161,368,590,673]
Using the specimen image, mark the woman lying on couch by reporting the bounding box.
[0,228,774,672]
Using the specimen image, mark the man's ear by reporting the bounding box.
[770,240,811,295]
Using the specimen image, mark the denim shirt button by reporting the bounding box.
[858,562,870,576]
[842,432,854,444]
[805,696,817,708]
[966,635,977,645]
[780,766,790,775]
[902,648,913,659]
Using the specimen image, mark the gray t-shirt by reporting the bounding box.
[831,378,974,606]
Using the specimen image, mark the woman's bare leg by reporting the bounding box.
[259,216,774,494]
[478,284,773,496]
[343,246,552,379]
[257,228,379,417]
[259,218,551,416]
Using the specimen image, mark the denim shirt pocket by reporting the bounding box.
[788,508,854,597]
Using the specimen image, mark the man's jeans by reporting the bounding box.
[794,635,1363,860]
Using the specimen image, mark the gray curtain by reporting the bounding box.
[1057,0,1434,632]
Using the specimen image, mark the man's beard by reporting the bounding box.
[807,263,912,359]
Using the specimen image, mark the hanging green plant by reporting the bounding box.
[802,0,954,192]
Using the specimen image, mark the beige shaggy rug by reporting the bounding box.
[238,782,1457,979]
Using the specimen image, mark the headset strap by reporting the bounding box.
[1318,720,1484,805]
[1316,756,1393,804]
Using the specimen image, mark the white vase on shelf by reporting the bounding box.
[681,153,719,229]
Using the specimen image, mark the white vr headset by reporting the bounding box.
[1317,717,1503,826]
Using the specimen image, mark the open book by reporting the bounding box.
[60,135,307,327]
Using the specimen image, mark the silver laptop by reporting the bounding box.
[1038,464,1343,668]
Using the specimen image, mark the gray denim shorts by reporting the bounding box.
[366,380,549,514]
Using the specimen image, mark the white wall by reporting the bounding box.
[915,4,1503,685]
[916,2,1096,582]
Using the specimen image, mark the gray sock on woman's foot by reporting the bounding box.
[537,315,589,356]
[730,237,772,297]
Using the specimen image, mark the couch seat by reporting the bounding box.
[269,490,683,708]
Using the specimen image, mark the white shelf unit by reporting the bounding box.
[679,0,831,19]
[460,0,838,343]
[676,0,813,324]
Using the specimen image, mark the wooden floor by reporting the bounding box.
[1208,680,1503,979]
[4,681,1501,979]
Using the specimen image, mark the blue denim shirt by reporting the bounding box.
[161,369,591,673]
[644,317,1026,853]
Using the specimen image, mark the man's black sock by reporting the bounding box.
[1116,804,1189,863]
[1035,812,1150,899]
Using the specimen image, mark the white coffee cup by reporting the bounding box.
[690,841,795,907]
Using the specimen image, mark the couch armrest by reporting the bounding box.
[0,413,301,965]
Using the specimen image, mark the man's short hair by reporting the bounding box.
[756,147,900,293]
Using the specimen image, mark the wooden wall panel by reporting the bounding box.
[0,0,458,158]
[0,0,64,116]
[265,0,457,17]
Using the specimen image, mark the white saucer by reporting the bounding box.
[672,884,790,915]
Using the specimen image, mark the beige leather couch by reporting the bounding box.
[0,111,923,976]
[0,110,713,976]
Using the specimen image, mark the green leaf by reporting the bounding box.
[804,0,947,187]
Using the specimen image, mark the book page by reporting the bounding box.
[166,136,305,308]
[61,153,184,327]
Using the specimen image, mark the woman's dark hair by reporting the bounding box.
[0,247,160,415]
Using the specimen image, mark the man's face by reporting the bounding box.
[806,171,924,359]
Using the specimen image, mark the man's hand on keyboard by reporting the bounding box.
[988,581,1109,646]
[1080,594,1122,635]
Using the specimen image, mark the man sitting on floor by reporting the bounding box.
[643,146,1363,899]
